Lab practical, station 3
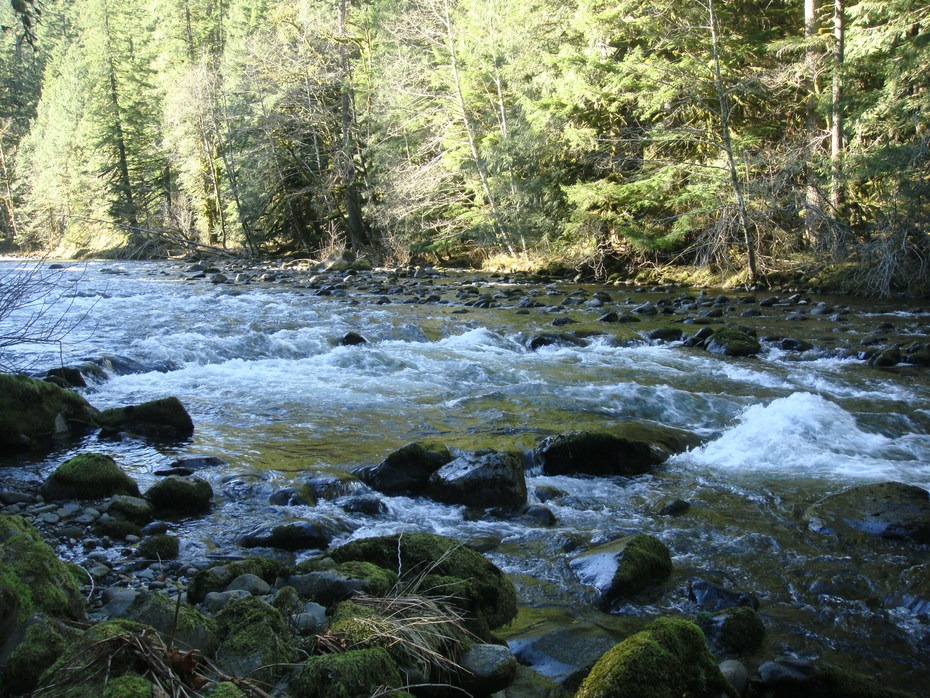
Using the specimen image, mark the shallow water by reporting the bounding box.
[2,259,929,691]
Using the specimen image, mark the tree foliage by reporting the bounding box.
[0,0,926,292]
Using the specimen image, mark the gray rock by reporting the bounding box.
[100,587,141,618]
[204,589,252,614]
[354,442,453,496]
[720,659,749,695]
[428,449,527,508]
[284,570,368,605]
[294,602,328,635]
[227,573,271,596]
[238,517,351,551]
[459,643,518,695]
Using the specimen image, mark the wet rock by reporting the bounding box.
[106,494,154,524]
[0,373,99,451]
[238,516,351,551]
[705,326,761,357]
[97,396,194,440]
[337,495,388,516]
[40,453,140,501]
[655,498,691,516]
[570,534,672,609]
[534,425,699,477]
[803,481,930,544]
[522,504,557,527]
[646,326,684,342]
[339,331,368,346]
[354,441,453,496]
[136,533,180,560]
[459,643,519,695]
[702,605,766,654]
[428,449,527,508]
[302,474,367,501]
[144,475,213,516]
[780,338,814,352]
[527,332,587,350]
[575,617,733,698]
[869,346,902,367]
[688,579,760,611]
[43,366,86,388]
[751,656,914,697]
[204,589,251,613]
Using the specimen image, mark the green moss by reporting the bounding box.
[576,617,734,698]
[41,452,140,500]
[97,397,194,438]
[204,682,247,698]
[122,591,217,655]
[136,534,180,560]
[95,519,145,540]
[0,373,98,451]
[289,647,403,698]
[705,326,761,357]
[0,515,85,623]
[144,475,213,516]
[102,674,154,698]
[293,560,399,597]
[4,616,70,695]
[608,534,673,603]
[329,533,517,634]
[214,597,296,684]
[718,606,765,654]
[187,557,283,604]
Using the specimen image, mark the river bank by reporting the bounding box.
[1,258,929,695]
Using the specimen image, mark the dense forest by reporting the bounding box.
[0,0,927,293]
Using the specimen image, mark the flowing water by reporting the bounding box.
[2,259,930,692]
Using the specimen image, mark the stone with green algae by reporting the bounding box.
[41,452,140,501]
[0,373,98,451]
[289,647,403,698]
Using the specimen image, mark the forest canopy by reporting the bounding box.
[0,0,927,294]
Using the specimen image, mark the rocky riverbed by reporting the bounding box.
[1,257,929,696]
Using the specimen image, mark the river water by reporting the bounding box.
[2,259,929,692]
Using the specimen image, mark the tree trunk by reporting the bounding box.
[707,0,758,285]
[830,0,845,255]
[803,0,824,247]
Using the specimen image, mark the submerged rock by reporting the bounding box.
[803,481,930,544]
[576,617,735,698]
[569,534,673,609]
[40,452,140,501]
[704,326,761,357]
[238,517,351,551]
[752,656,915,697]
[428,449,527,508]
[0,373,98,451]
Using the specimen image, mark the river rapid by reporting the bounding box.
[2,258,930,693]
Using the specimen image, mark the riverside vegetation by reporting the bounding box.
[1,259,929,696]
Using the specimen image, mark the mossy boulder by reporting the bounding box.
[101,673,154,698]
[135,534,180,560]
[329,533,517,636]
[289,647,403,698]
[144,475,213,517]
[534,425,700,477]
[204,682,247,698]
[97,396,194,440]
[1,615,71,695]
[106,495,155,524]
[576,617,735,698]
[570,534,673,609]
[704,605,765,654]
[94,519,144,540]
[214,596,296,684]
[0,373,99,451]
[803,481,930,544]
[284,560,399,603]
[0,516,85,624]
[40,452,140,501]
[187,557,283,604]
[704,326,761,357]
[118,591,217,655]
[354,441,454,495]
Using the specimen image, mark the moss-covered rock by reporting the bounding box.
[329,533,517,636]
[144,475,213,517]
[0,516,85,623]
[753,657,916,697]
[101,673,154,698]
[2,615,71,695]
[94,519,145,540]
[716,606,765,654]
[187,557,283,604]
[119,591,217,655]
[285,560,400,603]
[289,647,403,698]
[0,373,99,451]
[106,495,155,524]
[576,617,735,698]
[214,596,296,684]
[704,326,761,357]
[136,534,180,560]
[97,396,194,440]
[40,452,140,501]
[204,682,247,698]
[570,534,672,609]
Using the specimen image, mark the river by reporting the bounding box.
[2,258,929,693]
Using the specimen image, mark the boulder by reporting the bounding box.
[329,533,517,636]
[803,482,930,544]
[135,534,180,560]
[116,590,217,655]
[458,643,519,695]
[702,605,765,654]
[238,517,351,551]
[0,373,98,451]
[106,494,154,524]
[0,516,85,624]
[576,617,735,698]
[144,475,213,517]
[705,326,761,357]
[354,442,453,495]
[428,449,527,508]
[283,560,398,604]
[214,597,296,684]
[688,579,759,611]
[289,647,403,698]
[0,614,72,695]
[534,425,700,477]
[569,534,672,609]
[97,396,194,440]
[187,558,283,604]
[40,453,140,501]
[751,656,914,698]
